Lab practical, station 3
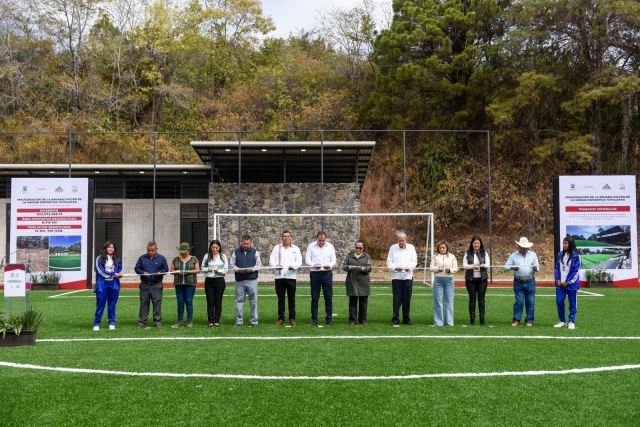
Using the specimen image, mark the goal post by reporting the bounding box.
[212,212,435,284]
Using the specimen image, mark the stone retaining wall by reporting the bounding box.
[209,183,361,265]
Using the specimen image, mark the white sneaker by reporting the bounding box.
[568,322,575,330]
[93,326,99,331]
[553,322,565,328]
[109,325,115,330]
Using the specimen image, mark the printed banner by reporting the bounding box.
[558,176,638,287]
[10,178,90,288]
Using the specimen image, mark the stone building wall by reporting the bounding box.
[209,183,361,269]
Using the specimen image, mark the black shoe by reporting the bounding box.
[326,320,334,326]
[403,321,413,326]
[310,320,318,326]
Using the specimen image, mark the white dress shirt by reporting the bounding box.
[387,243,418,280]
[269,244,302,279]
[305,241,336,271]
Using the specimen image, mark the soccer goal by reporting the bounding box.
[212,212,435,284]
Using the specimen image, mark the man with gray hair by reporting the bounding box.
[387,232,418,326]
[230,234,262,326]
[134,241,169,328]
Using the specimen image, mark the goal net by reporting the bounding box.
[212,213,434,284]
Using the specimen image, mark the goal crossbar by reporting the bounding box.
[213,212,435,284]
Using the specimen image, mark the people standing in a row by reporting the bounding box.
[554,236,581,329]
[202,239,228,327]
[430,240,458,326]
[463,236,490,326]
[269,230,302,326]
[230,235,261,326]
[387,231,418,327]
[342,240,372,326]
[505,237,539,327]
[135,241,168,328]
[124,233,584,330]
[93,241,123,331]
[306,231,337,326]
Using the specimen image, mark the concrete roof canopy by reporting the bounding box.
[190,141,375,185]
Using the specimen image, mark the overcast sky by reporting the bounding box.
[261,0,391,39]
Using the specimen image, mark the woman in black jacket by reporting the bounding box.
[462,236,490,326]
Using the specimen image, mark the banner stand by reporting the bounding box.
[3,264,30,314]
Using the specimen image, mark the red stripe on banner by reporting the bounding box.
[17,208,82,213]
[613,278,639,288]
[580,278,638,288]
[4,265,25,272]
[565,206,630,212]
[59,280,88,289]
[17,216,82,221]
[17,225,82,229]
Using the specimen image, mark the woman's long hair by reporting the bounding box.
[466,235,486,258]
[561,236,578,264]
[100,241,120,266]
[207,239,223,264]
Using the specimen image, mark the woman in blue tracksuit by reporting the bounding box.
[93,241,123,331]
[554,236,581,330]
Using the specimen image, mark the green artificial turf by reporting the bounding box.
[48,255,82,271]
[1,285,639,426]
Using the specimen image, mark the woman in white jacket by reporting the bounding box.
[430,241,458,326]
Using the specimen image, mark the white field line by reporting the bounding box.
[48,290,91,298]
[577,290,605,296]
[1,361,638,380]
[36,335,640,343]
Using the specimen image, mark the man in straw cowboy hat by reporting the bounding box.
[504,237,540,327]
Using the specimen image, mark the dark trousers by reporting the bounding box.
[138,282,163,326]
[275,278,297,321]
[465,277,487,321]
[310,271,333,322]
[349,296,368,323]
[204,277,226,324]
[392,279,413,324]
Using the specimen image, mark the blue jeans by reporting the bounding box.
[94,285,120,326]
[175,285,196,322]
[310,271,333,322]
[433,276,454,326]
[513,278,536,323]
[392,279,413,324]
[556,286,578,323]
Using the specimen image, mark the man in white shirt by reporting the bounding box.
[305,231,337,326]
[269,230,302,326]
[387,231,418,326]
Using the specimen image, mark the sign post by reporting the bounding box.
[3,264,30,314]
